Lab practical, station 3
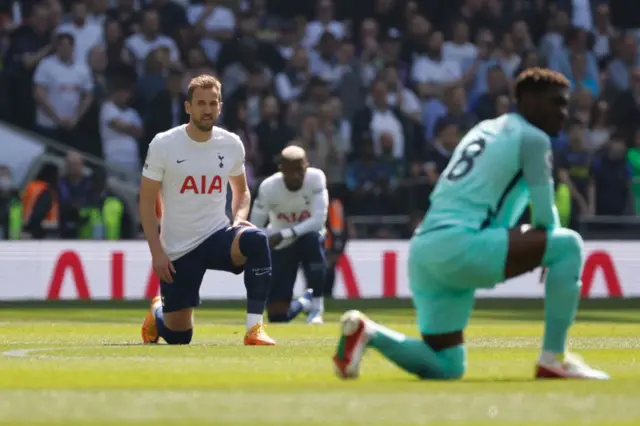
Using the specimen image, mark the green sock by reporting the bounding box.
[368,323,466,379]
[542,230,583,353]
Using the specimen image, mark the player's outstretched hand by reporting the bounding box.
[152,251,176,284]
[268,232,283,249]
[232,219,255,228]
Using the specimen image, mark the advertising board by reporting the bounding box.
[0,241,634,300]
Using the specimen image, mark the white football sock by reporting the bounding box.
[312,297,324,312]
[246,313,263,330]
[539,351,564,364]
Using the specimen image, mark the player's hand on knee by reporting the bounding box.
[152,251,175,283]
[269,232,283,249]
[233,219,255,228]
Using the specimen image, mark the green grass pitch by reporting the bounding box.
[0,298,639,426]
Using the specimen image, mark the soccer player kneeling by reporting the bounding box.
[333,68,609,380]
[250,146,329,324]
[140,75,275,346]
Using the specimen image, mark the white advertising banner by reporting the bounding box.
[0,241,636,300]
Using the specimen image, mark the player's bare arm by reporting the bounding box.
[229,172,252,226]
[139,176,175,283]
[249,184,269,228]
[557,167,589,213]
[521,131,559,230]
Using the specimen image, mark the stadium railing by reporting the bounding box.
[2,120,140,237]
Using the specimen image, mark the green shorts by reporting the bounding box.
[408,225,509,334]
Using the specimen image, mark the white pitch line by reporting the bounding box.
[3,348,57,358]
[2,347,153,360]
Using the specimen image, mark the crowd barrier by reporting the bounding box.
[0,241,635,300]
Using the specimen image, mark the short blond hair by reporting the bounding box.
[514,67,570,102]
[187,74,222,102]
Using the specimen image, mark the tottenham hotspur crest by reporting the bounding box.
[218,154,224,168]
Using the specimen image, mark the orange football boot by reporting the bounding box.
[141,296,162,343]
[243,323,276,346]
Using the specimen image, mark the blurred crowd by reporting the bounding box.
[2,0,640,240]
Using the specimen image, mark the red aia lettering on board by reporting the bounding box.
[335,251,396,298]
[580,250,622,297]
[46,250,159,300]
[180,175,222,194]
[276,210,311,223]
[44,249,624,299]
[335,250,623,299]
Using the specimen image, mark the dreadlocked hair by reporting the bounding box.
[514,67,570,102]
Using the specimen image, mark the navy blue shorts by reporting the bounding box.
[269,231,324,302]
[161,226,244,313]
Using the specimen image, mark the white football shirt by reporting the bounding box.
[33,56,93,128]
[100,101,143,173]
[142,125,245,260]
[250,168,329,249]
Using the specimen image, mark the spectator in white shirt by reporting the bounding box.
[369,79,405,159]
[125,8,180,74]
[442,20,477,69]
[412,30,462,98]
[303,0,345,50]
[187,0,236,61]
[380,62,422,122]
[275,46,310,102]
[309,32,342,90]
[99,82,143,175]
[57,0,104,65]
[592,4,617,61]
[33,33,94,151]
[352,79,405,159]
[495,33,521,78]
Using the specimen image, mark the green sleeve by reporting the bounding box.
[627,149,640,171]
[520,127,558,229]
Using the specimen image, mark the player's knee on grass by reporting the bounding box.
[161,310,194,345]
[421,335,466,380]
[429,345,466,380]
[544,228,584,267]
[439,361,465,380]
[163,328,193,345]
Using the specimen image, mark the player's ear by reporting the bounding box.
[184,100,191,115]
